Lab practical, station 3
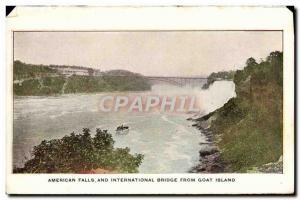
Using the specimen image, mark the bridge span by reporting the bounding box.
[146,76,207,87]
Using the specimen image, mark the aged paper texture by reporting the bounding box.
[6,6,294,194]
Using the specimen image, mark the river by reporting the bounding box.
[13,80,235,173]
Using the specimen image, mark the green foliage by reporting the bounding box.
[102,75,151,91]
[14,77,66,96]
[13,60,58,80]
[64,75,111,93]
[40,77,66,95]
[246,57,258,67]
[63,75,151,93]
[202,70,235,89]
[13,61,151,96]
[14,79,41,96]
[206,51,283,172]
[14,128,144,173]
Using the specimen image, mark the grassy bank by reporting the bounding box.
[195,52,283,172]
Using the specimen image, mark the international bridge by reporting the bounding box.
[145,76,207,87]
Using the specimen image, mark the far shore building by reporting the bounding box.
[49,66,102,77]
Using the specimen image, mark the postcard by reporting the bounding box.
[6,6,294,194]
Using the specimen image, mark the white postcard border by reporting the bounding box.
[6,6,294,194]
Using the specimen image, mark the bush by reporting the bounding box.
[14,79,41,96]
[14,128,144,173]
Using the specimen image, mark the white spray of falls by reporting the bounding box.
[151,80,236,115]
[196,80,236,114]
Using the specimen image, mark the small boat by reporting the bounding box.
[116,124,129,134]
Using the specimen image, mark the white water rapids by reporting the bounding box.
[13,80,235,173]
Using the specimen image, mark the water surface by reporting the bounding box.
[13,81,235,173]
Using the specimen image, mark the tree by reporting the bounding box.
[14,128,143,173]
[246,57,258,67]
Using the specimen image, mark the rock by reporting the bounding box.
[257,155,283,173]
[209,164,224,173]
[199,148,218,157]
[199,142,213,145]
[188,111,227,173]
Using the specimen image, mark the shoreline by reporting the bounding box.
[188,108,283,174]
[188,113,228,173]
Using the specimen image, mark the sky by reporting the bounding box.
[14,31,282,77]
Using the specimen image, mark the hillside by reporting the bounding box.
[103,69,142,76]
[13,60,58,80]
[13,61,151,96]
[193,52,283,172]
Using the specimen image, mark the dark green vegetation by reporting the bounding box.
[198,52,283,172]
[14,128,144,173]
[13,60,58,80]
[14,77,66,96]
[64,74,151,94]
[13,61,151,96]
[202,70,235,89]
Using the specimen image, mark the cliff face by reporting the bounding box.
[194,52,283,172]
